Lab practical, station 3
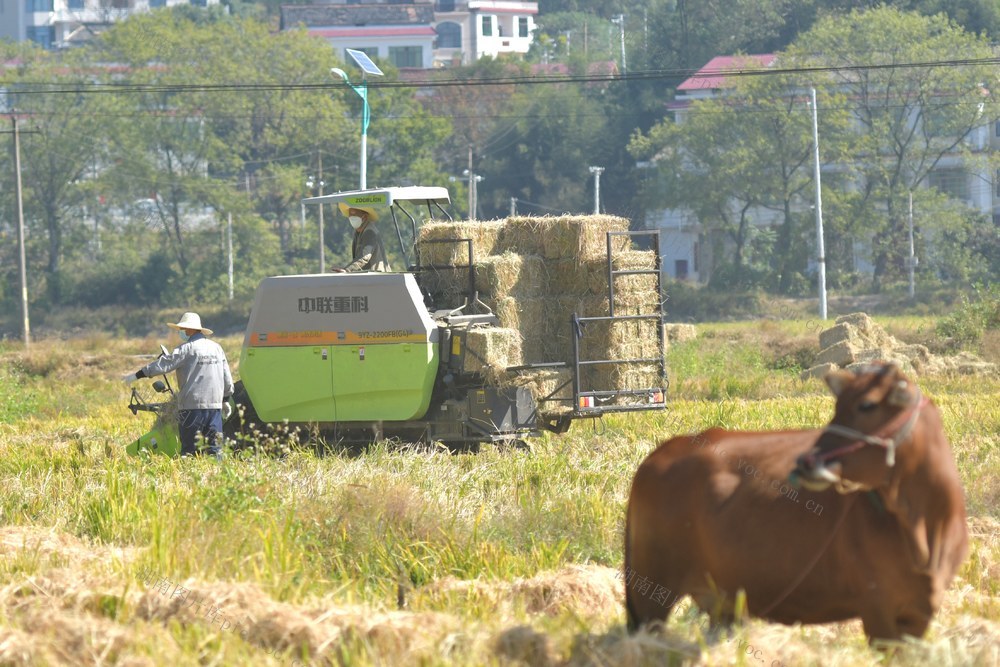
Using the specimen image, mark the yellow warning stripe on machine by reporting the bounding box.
[249,330,426,347]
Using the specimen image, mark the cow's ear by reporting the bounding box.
[888,380,913,407]
[825,369,853,396]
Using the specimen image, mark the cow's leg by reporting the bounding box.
[895,610,931,639]
[860,609,901,644]
[626,578,683,631]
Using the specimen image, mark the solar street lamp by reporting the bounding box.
[331,49,385,190]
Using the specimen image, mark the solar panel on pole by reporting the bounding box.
[346,49,384,78]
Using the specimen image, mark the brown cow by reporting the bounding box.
[624,362,967,642]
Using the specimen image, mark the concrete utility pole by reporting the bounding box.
[589,166,604,214]
[12,116,30,348]
[809,88,828,321]
[318,151,325,273]
[907,191,917,299]
[510,197,517,216]
[226,212,234,302]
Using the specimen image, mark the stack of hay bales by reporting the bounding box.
[418,215,665,413]
[801,312,998,379]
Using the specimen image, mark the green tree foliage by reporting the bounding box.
[786,7,1000,291]
[483,79,612,218]
[5,49,125,303]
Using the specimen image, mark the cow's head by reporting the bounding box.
[791,362,925,493]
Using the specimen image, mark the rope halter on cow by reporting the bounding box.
[814,386,928,474]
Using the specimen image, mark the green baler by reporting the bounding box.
[240,272,439,424]
[127,186,668,453]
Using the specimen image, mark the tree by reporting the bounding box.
[629,58,851,290]
[484,79,612,218]
[785,7,1000,290]
[6,49,123,302]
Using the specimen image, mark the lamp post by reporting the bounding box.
[332,49,384,190]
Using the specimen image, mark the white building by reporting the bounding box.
[280,0,537,70]
[0,0,219,49]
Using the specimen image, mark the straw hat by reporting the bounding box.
[167,312,213,336]
[337,202,379,222]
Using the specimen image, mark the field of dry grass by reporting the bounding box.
[0,316,997,666]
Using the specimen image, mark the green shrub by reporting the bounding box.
[936,283,1000,350]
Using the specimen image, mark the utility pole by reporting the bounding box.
[226,212,234,302]
[907,191,917,299]
[12,117,30,348]
[467,145,474,218]
[809,88,828,321]
[318,151,325,273]
[589,166,604,214]
[510,197,517,216]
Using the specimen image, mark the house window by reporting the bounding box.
[436,22,461,49]
[26,26,53,48]
[518,17,529,38]
[389,46,422,69]
[67,0,84,9]
[995,120,1000,137]
[149,0,165,6]
[190,0,207,6]
[675,260,689,280]
[435,0,454,10]
[995,169,1000,198]
[928,169,970,202]
[482,15,493,37]
[25,0,53,12]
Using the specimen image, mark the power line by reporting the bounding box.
[8,54,1000,97]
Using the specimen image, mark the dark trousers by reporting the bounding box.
[178,409,223,457]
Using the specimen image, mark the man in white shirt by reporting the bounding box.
[123,312,234,457]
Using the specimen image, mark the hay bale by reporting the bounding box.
[590,363,665,396]
[800,362,839,381]
[581,317,662,364]
[818,322,855,350]
[417,220,504,266]
[474,253,544,297]
[486,297,547,362]
[834,312,899,348]
[461,326,523,375]
[544,250,658,296]
[503,368,574,415]
[419,255,546,307]
[815,340,863,367]
[498,215,630,260]
[663,323,697,343]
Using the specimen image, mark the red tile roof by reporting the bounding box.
[677,54,776,91]
[308,27,436,38]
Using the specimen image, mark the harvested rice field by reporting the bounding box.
[0,313,997,666]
